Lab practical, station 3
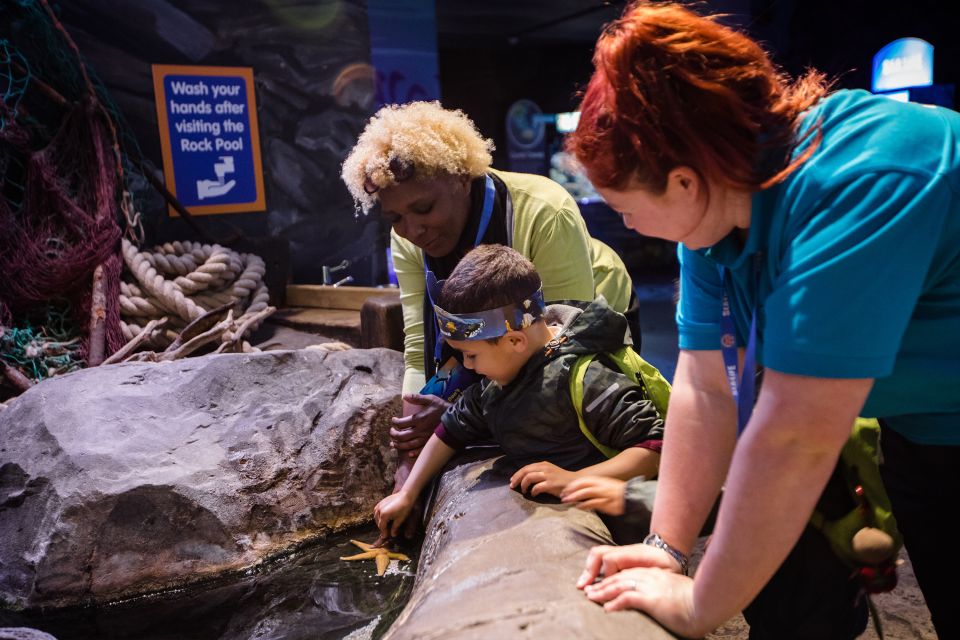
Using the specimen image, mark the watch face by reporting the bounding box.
[643,533,688,574]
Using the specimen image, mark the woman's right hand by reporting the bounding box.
[390,393,451,458]
[576,543,684,589]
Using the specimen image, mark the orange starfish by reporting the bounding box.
[339,539,410,576]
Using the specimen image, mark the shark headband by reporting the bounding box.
[427,272,546,341]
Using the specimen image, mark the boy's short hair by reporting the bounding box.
[438,245,542,316]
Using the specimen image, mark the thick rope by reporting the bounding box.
[119,238,272,351]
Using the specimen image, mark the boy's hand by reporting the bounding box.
[390,394,451,458]
[374,491,415,537]
[510,461,578,497]
[560,476,628,515]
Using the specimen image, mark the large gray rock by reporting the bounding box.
[385,454,674,640]
[0,349,402,608]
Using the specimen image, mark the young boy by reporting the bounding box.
[374,245,664,538]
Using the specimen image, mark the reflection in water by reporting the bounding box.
[0,526,416,640]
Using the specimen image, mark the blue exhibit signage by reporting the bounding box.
[872,38,934,93]
[506,99,547,175]
[152,65,265,216]
[367,0,441,106]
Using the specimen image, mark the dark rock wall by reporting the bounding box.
[56,0,387,285]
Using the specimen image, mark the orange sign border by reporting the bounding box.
[152,64,266,216]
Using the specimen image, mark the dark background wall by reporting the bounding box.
[437,0,956,170]
[5,0,953,287]
[54,0,385,287]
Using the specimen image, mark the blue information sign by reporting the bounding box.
[152,65,265,216]
[872,38,934,94]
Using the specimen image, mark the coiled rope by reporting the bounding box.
[120,238,271,351]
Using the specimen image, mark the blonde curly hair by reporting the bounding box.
[341,101,495,213]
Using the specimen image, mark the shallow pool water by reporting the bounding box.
[0,525,417,640]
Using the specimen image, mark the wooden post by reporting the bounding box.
[1,361,34,394]
[87,264,107,366]
[360,295,404,351]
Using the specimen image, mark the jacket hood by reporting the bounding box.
[542,296,631,357]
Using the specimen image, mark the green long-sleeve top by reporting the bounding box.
[392,169,632,394]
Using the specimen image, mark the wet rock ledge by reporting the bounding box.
[0,349,402,609]
[385,454,674,640]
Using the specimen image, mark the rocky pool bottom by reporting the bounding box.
[0,525,416,640]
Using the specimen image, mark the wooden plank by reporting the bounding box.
[270,307,362,347]
[285,285,399,311]
[271,307,361,329]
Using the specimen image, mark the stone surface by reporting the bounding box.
[0,349,402,608]
[384,454,675,640]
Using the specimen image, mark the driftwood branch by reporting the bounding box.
[87,264,107,366]
[2,361,35,394]
[163,302,235,354]
[215,307,276,354]
[159,311,235,361]
[103,317,169,365]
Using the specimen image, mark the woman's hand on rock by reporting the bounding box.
[390,393,451,458]
[583,567,704,637]
[576,542,682,589]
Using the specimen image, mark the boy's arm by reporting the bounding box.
[375,434,455,537]
[581,361,665,453]
[576,446,659,481]
[511,447,658,498]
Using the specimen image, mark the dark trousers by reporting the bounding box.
[742,458,868,640]
[879,423,960,639]
[742,524,868,640]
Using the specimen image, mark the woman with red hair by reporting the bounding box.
[568,2,959,638]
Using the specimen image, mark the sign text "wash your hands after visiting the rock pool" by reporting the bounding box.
[152,65,265,216]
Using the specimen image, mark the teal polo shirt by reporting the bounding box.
[677,89,960,444]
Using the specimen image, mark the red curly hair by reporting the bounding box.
[568,2,830,194]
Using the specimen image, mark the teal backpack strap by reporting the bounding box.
[569,346,672,460]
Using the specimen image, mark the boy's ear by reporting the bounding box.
[506,330,527,352]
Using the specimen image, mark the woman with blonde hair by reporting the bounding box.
[342,101,637,512]
[567,2,960,638]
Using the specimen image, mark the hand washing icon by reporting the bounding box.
[197,156,236,200]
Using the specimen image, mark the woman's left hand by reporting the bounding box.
[509,461,578,497]
[583,567,705,637]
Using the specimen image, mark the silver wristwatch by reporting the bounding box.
[643,532,690,575]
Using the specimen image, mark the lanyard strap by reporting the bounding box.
[720,266,759,435]
[426,174,497,363]
[473,174,496,245]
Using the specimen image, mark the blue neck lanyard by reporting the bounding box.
[720,265,759,435]
[427,174,497,362]
[473,174,497,245]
